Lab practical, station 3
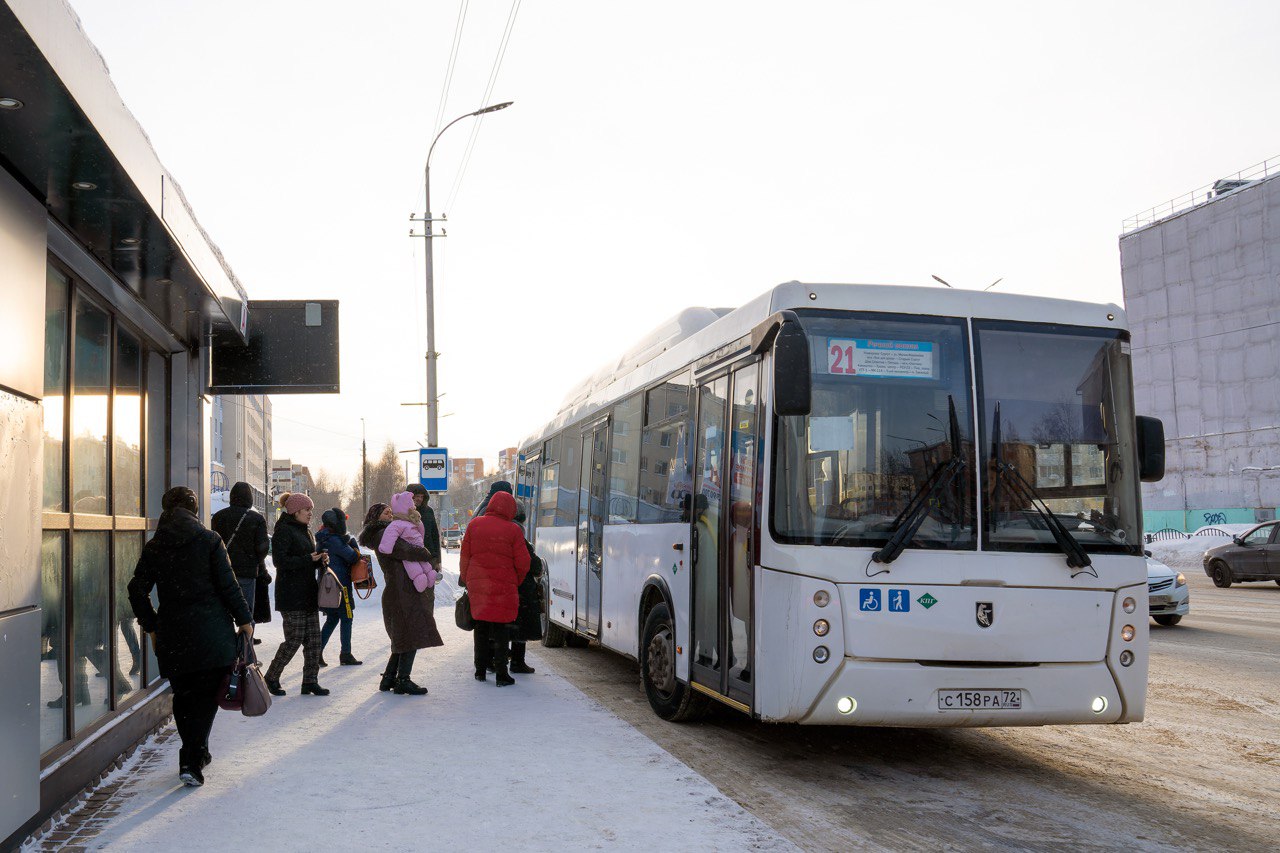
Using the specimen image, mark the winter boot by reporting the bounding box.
[378,670,397,692]
[179,765,205,787]
[474,667,487,682]
[318,656,329,668]
[340,652,363,666]
[509,642,535,674]
[265,677,286,697]
[493,635,515,687]
[300,682,330,696]
[393,677,428,695]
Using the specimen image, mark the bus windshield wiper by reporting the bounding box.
[872,396,965,565]
[990,402,1092,571]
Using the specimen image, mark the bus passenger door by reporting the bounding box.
[576,421,609,636]
[691,363,758,710]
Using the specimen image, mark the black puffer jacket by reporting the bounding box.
[515,541,545,641]
[210,483,270,580]
[127,508,251,677]
[272,514,320,612]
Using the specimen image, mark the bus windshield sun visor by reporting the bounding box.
[990,401,1094,572]
[872,395,966,565]
[751,310,811,417]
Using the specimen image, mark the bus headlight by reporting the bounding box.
[1119,650,1134,667]
[813,590,830,607]
[813,646,830,663]
[1122,597,1136,613]
[1091,696,1108,714]
[836,696,857,715]
[813,619,830,637]
[1121,624,1135,642]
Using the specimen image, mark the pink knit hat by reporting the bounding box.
[282,492,314,515]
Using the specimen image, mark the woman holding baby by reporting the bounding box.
[357,494,443,696]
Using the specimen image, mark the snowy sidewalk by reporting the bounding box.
[27,555,793,852]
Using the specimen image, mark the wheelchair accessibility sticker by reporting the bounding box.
[859,588,881,611]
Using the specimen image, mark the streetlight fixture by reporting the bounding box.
[414,100,514,448]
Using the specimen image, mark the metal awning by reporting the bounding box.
[0,0,247,346]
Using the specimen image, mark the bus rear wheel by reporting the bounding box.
[640,602,708,722]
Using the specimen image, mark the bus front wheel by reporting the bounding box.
[641,602,708,722]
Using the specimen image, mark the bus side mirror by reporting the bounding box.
[751,310,811,417]
[773,321,811,417]
[1136,415,1165,483]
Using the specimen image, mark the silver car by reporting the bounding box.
[1146,555,1189,626]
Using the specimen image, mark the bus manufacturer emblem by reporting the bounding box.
[976,602,994,628]
[916,593,937,609]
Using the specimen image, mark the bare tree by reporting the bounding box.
[310,470,347,518]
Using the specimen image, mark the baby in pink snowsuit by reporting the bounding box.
[380,491,441,592]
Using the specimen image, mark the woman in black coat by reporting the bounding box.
[128,486,253,787]
[507,508,544,674]
[264,492,329,697]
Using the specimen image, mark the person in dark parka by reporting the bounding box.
[211,481,270,627]
[264,492,329,697]
[474,480,513,521]
[359,502,443,695]
[509,507,545,674]
[128,486,253,787]
[317,508,362,666]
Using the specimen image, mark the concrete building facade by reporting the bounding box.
[1120,160,1280,532]
[213,394,272,512]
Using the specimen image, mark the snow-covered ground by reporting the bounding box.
[1147,534,1229,574]
[30,552,794,851]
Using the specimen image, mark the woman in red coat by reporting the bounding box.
[459,491,530,686]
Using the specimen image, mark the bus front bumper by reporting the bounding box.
[798,659,1131,726]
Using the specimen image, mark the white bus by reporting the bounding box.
[516,282,1165,726]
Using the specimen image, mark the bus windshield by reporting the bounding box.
[975,321,1140,555]
[772,312,975,550]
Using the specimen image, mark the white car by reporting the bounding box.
[1146,554,1189,626]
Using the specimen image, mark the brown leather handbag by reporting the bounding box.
[350,553,377,599]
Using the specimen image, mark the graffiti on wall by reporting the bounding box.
[1202,511,1228,526]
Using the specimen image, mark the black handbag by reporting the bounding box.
[454,590,475,631]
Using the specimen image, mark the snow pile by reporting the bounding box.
[1148,537,1225,573]
[45,553,794,851]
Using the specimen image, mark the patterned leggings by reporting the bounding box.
[266,610,321,683]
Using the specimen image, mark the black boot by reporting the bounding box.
[474,667,487,682]
[300,682,330,696]
[318,656,329,668]
[265,677,285,696]
[379,671,396,692]
[340,652,363,666]
[510,642,535,674]
[493,633,514,687]
[393,677,428,695]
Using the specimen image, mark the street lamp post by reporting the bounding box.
[417,100,513,448]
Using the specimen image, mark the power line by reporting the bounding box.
[432,0,470,138]
[444,0,521,213]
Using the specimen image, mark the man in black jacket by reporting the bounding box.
[211,482,270,627]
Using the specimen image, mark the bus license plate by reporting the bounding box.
[938,689,1022,710]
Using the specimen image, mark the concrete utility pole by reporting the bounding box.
[361,417,368,517]
[411,101,513,447]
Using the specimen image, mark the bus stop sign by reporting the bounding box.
[419,448,449,492]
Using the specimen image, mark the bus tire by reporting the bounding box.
[641,602,708,722]
[543,609,568,648]
[565,631,591,648]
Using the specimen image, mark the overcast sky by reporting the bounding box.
[69,0,1280,487]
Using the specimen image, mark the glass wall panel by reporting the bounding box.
[44,269,69,511]
[39,532,67,753]
[113,533,145,697]
[145,350,168,518]
[72,299,111,514]
[728,365,759,686]
[608,395,643,523]
[72,531,112,732]
[114,329,143,517]
[692,377,728,670]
